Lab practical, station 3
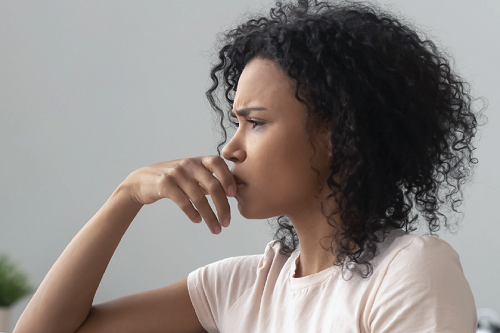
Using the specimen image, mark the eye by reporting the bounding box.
[234,120,264,129]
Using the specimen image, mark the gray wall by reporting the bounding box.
[1,0,498,331]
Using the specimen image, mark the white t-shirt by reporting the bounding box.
[187,229,477,332]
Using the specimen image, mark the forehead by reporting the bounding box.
[234,58,296,111]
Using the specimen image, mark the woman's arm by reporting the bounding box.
[13,156,235,333]
[75,278,206,333]
[14,187,139,333]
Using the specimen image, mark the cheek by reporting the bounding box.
[255,135,316,198]
[235,126,320,218]
[280,134,318,183]
[235,142,294,218]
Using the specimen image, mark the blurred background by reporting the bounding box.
[1,0,499,331]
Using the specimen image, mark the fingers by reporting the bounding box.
[166,185,203,224]
[160,157,232,234]
[200,156,236,228]
[201,156,237,198]
[196,170,232,229]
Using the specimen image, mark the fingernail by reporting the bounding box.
[222,218,230,228]
[213,226,221,234]
[227,185,236,197]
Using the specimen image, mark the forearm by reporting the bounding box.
[14,184,142,333]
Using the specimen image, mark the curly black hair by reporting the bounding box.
[206,0,484,278]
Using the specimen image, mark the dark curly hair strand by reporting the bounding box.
[206,0,484,278]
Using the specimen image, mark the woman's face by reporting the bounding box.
[222,57,331,219]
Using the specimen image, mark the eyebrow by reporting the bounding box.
[230,107,268,117]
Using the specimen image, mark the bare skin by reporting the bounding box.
[14,157,236,333]
[222,58,337,277]
[13,58,336,333]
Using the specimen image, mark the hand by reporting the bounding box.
[120,156,237,234]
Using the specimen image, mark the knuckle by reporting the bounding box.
[178,200,194,212]
[207,179,222,192]
[159,172,175,185]
[179,158,192,168]
[190,193,206,204]
[168,165,187,179]
[172,163,186,175]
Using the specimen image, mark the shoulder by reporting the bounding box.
[367,233,477,332]
[186,240,288,331]
[377,233,462,275]
[374,233,470,297]
[188,252,261,295]
[187,240,286,302]
[191,240,284,277]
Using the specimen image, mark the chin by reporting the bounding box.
[236,199,280,220]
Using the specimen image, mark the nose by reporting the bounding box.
[222,132,246,163]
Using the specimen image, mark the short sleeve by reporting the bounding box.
[187,254,262,333]
[369,236,477,333]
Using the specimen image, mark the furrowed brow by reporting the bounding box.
[230,107,268,118]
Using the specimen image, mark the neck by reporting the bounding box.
[287,194,339,278]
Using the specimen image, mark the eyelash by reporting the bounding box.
[234,120,264,129]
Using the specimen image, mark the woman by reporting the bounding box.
[14,0,481,332]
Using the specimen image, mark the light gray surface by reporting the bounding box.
[1,1,499,331]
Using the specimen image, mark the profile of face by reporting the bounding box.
[222,58,332,220]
